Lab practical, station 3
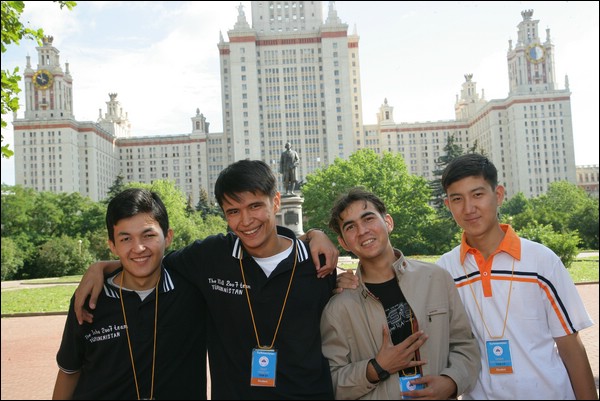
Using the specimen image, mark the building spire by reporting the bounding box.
[234,2,250,29]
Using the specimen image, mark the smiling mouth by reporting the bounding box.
[242,226,261,236]
[361,238,375,247]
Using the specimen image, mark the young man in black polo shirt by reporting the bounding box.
[166,159,337,399]
[53,188,207,399]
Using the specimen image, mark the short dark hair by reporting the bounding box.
[441,153,498,193]
[214,159,277,207]
[328,187,387,236]
[106,188,169,243]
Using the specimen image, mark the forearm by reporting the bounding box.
[300,228,339,276]
[74,260,121,324]
[299,228,322,242]
[92,260,121,275]
[556,333,598,400]
[566,356,597,399]
[52,370,80,400]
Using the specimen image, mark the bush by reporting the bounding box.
[1,237,24,280]
[32,236,95,278]
[518,224,580,268]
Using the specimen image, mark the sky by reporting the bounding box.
[2,1,598,185]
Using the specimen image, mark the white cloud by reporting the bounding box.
[2,1,598,185]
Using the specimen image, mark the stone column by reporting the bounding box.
[278,194,304,237]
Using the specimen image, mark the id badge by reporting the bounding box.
[250,348,277,387]
[400,373,425,399]
[485,339,513,374]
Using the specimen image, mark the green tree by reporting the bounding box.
[87,226,114,261]
[1,237,24,280]
[530,182,585,231]
[500,191,530,217]
[1,185,101,277]
[429,134,464,209]
[1,0,76,158]
[425,135,467,253]
[196,187,220,217]
[104,172,125,204]
[569,196,599,249]
[33,235,95,278]
[467,139,487,156]
[1,184,36,237]
[302,149,436,255]
[518,224,580,268]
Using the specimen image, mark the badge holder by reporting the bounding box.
[250,348,278,387]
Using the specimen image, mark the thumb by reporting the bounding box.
[381,324,391,346]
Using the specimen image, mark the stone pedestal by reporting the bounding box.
[278,194,304,237]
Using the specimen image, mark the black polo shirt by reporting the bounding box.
[165,226,336,400]
[56,267,207,399]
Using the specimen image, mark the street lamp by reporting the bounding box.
[78,239,82,254]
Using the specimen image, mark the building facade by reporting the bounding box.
[576,165,599,198]
[13,4,577,204]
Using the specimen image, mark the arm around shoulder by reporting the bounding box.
[301,229,339,277]
[73,260,121,325]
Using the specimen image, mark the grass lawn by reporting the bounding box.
[339,255,599,284]
[2,255,597,315]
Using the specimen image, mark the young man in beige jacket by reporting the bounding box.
[321,188,480,399]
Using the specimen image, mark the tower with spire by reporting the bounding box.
[507,9,558,95]
[23,35,74,120]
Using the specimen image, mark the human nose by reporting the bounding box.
[239,209,253,226]
[357,222,369,235]
[132,238,147,252]
[463,198,476,213]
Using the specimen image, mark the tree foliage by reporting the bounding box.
[499,182,599,254]
[569,197,599,249]
[518,224,580,268]
[34,235,95,278]
[104,172,125,204]
[302,149,436,255]
[1,1,76,158]
[502,182,599,250]
[1,176,596,278]
[500,192,530,218]
[1,237,24,280]
[0,181,227,278]
[196,187,221,217]
[429,134,464,209]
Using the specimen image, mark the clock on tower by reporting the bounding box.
[33,69,54,90]
[526,44,545,63]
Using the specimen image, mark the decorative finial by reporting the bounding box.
[521,10,533,21]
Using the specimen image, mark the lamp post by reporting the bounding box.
[78,239,82,254]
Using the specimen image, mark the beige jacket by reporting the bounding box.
[320,250,480,399]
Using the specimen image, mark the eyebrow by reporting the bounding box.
[115,227,156,237]
[341,210,376,230]
[447,185,488,198]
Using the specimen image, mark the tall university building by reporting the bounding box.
[13,3,576,205]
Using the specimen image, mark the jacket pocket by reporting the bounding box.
[426,306,448,322]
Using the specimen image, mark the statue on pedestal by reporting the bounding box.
[280,142,299,195]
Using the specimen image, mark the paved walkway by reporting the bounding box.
[2,284,598,399]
